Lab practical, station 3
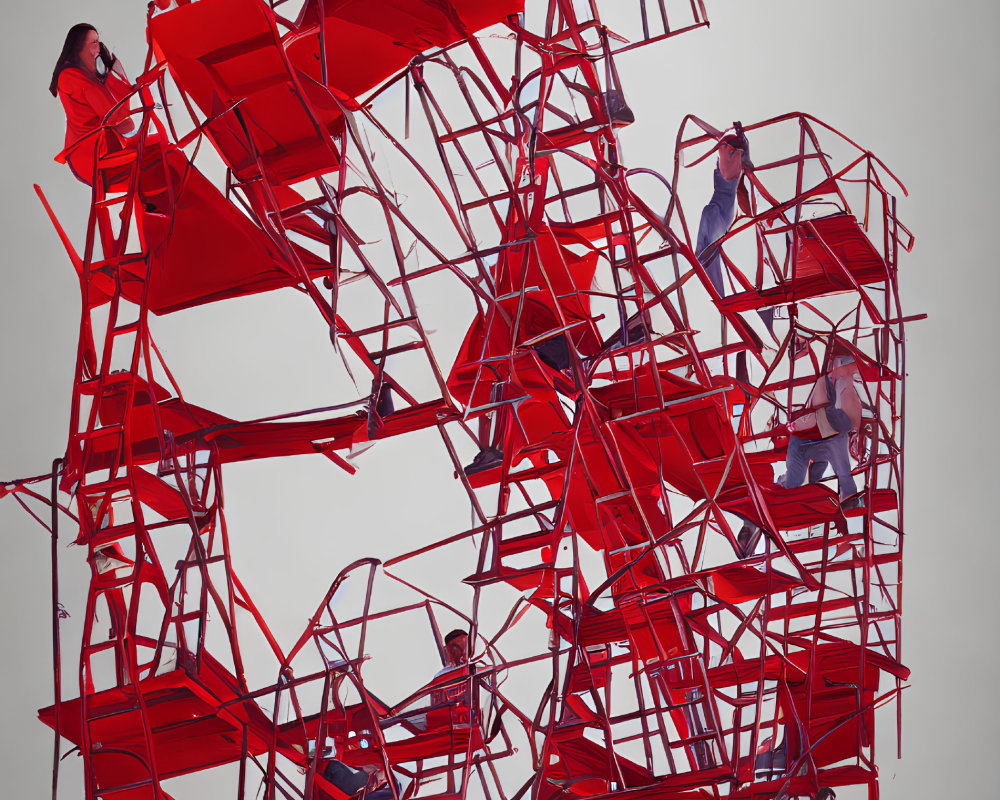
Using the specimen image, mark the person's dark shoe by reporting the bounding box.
[464,447,503,476]
[139,189,171,215]
[374,381,394,418]
[602,90,634,125]
[367,379,394,438]
[841,494,865,510]
[735,351,749,384]
[602,313,650,351]
[533,333,570,371]
[736,522,763,559]
[753,739,786,779]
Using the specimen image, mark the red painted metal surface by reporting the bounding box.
[5,2,915,799]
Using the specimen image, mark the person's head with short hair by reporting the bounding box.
[444,629,469,667]
[816,788,836,800]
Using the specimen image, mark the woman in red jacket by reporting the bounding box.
[49,24,135,186]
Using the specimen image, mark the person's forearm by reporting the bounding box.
[696,168,739,258]
[705,167,738,225]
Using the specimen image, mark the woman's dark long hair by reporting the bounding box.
[49,23,113,97]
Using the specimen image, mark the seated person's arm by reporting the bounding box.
[106,75,135,135]
[834,377,863,432]
[75,77,133,136]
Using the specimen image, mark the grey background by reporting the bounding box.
[0,0,996,797]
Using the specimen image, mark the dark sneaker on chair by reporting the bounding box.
[736,522,763,559]
[367,380,394,438]
[464,447,503,476]
[374,382,394,418]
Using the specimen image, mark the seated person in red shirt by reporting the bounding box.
[49,24,135,186]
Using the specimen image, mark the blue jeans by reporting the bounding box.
[785,433,857,499]
[697,168,739,297]
[696,168,774,333]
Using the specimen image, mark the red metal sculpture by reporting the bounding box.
[4,2,915,799]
